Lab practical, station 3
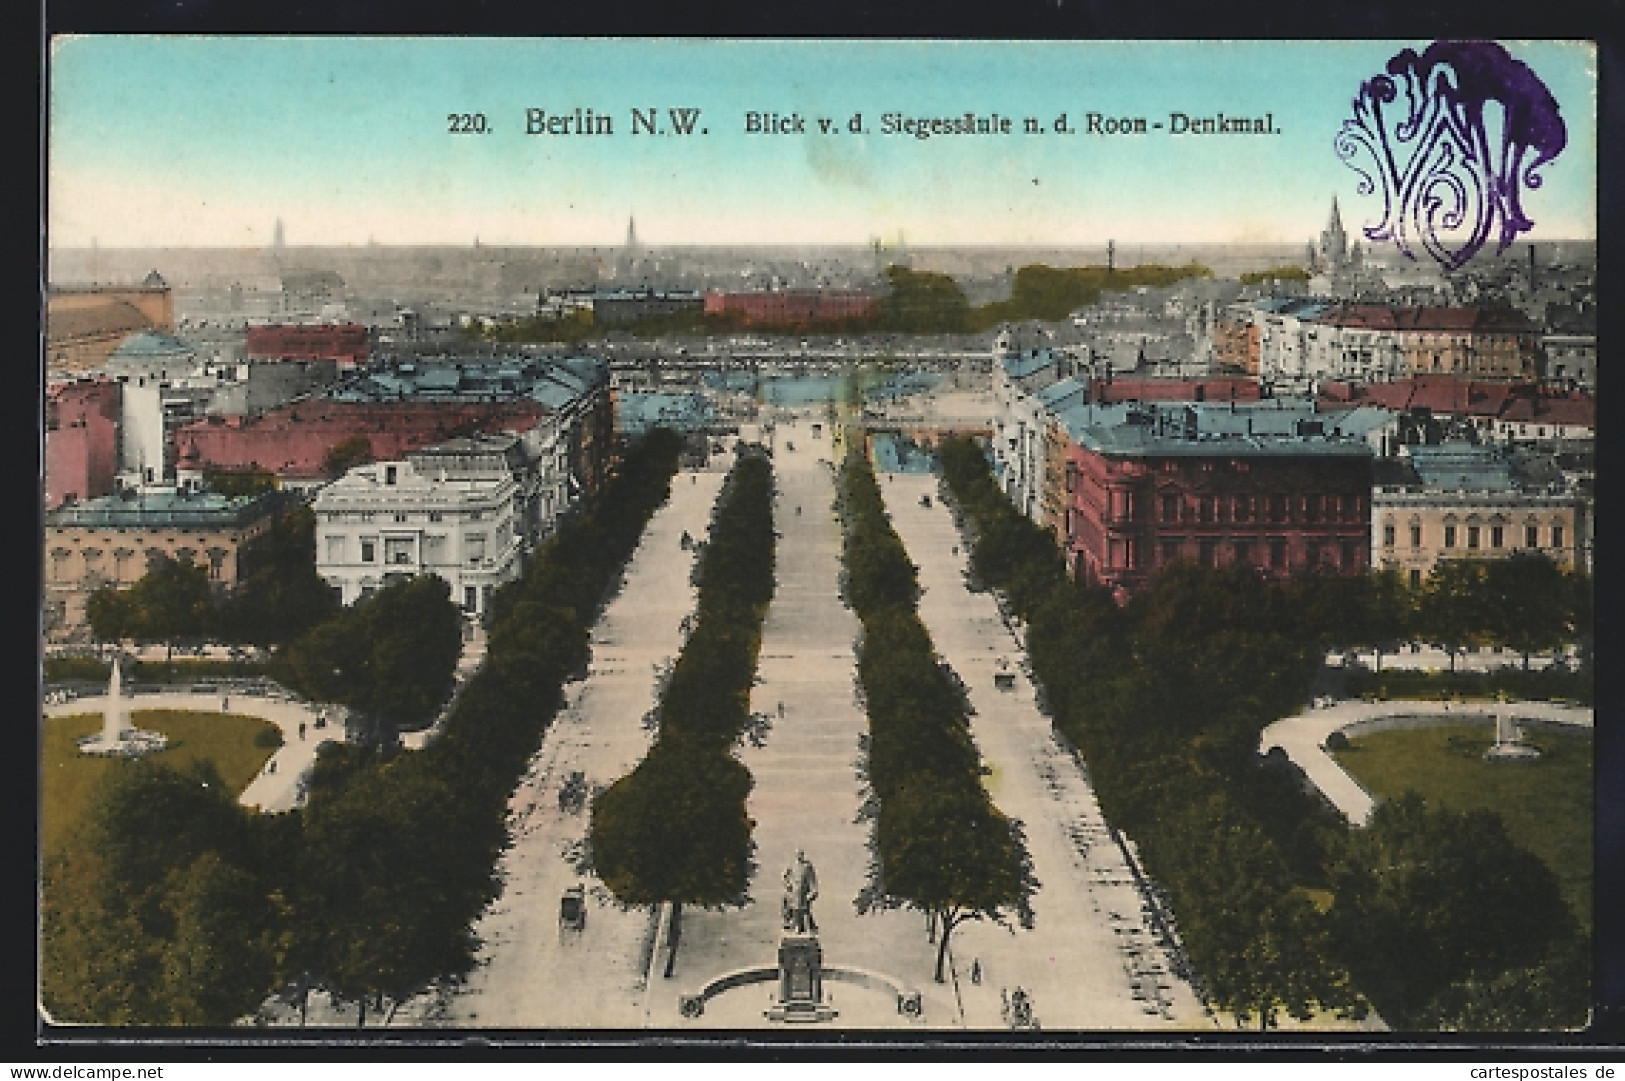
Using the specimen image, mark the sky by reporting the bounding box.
[47,37,1597,249]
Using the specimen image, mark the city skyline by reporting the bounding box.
[49,38,1597,250]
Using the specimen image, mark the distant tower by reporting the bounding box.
[626,216,640,254]
[1107,239,1115,275]
[273,218,286,250]
[1319,196,1348,270]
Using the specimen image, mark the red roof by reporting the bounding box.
[1497,395,1595,427]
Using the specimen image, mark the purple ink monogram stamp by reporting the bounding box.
[1335,40,1568,271]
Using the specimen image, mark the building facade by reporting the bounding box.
[45,380,121,509]
[1371,444,1589,583]
[1061,404,1374,600]
[312,459,521,617]
[43,489,281,639]
[703,289,878,327]
[245,323,371,368]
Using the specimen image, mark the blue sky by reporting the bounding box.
[47,37,1597,248]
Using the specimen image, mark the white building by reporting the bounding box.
[992,349,1073,523]
[313,458,522,617]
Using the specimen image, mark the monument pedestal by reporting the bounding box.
[765,934,837,1023]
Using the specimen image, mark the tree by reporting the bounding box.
[1417,559,1492,672]
[157,851,281,1024]
[40,759,279,1024]
[591,740,755,909]
[101,555,215,655]
[214,505,340,646]
[1482,553,1573,670]
[1364,567,1417,673]
[295,754,495,1022]
[1330,792,1577,1029]
[323,434,374,477]
[273,575,462,749]
[859,777,1036,983]
[86,586,138,643]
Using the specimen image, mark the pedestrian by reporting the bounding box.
[222,695,230,712]
[267,759,276,775]
[298,721,307,741]
[971,958,982,985]
[795,505,801,516]
[777,701,785,719]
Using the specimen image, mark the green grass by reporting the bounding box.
[1333,722,1593,935]
[41,710,280,860]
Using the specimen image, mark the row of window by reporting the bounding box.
[47,546,228,579]
[1381,522,1565,551]
[1156,492,1364,525]
[323,533,493,566]
[322,509,477,524]
[1101,535,1363,571]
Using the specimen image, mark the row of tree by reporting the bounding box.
[590,451,776,945]
[938,435,1588,1029]
[837,447,1036,984]
[42,430,685,1025]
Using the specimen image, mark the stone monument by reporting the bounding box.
[76,655,168,757]
[1483,713,1541,761]
[765,850,836,1022]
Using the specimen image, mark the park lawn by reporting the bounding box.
[41,709,280,860]
[1332,722,1592,935]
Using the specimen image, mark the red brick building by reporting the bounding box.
[246,323,371,368]
[45,380,122,508]
[1087,375,1263,405]
[703,289,878,327]
[1063,405,1373,601]
[174,400,547,482]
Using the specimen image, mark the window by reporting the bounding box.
[1269,495,1286,522]
[385,465,398,485]
[385,537,414,565]
[1200,539,1218,567]
[1234,540,1252,565]
[1342,540,1359,569]
[324,535,344,562]
[1526,524,1540,548]
[1467,526,1480,549]
[1162,494,1178,522]
[361,539,376,563]
[1304,496,1319,523]
[1199,498,1213,524]
[1383,524,1396,547]
[428,511,443,522]
[1409,569,1422,589]
[1161,540,1181,565]
[1552,525,1564,549]
[1269,538,1287,569]
[1491,525,1504,549]
[466,533,487,564]
[1443,525,1457,549]
[394,512,408,523]
[463,586,478,611]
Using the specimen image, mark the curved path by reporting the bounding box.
[44,690,339,813]
[1259,699,1595,826]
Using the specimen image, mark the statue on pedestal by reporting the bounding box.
[783,850,818,935]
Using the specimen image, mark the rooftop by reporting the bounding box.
[46,489,281,530]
